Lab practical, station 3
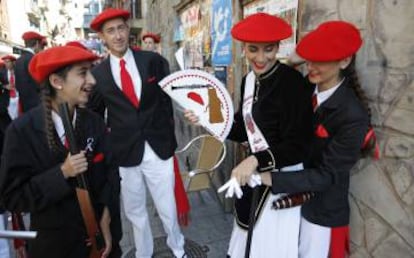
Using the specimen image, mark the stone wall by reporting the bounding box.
[300,0,414,257]
[145,0,414,257]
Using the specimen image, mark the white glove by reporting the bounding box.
[218,178,243,199]
[248,174,262,188]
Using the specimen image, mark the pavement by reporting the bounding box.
[5,188,234,258]
[121,189,234,257]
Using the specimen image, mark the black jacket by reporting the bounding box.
[89,49,176,167]
[229,62,313,228]
[14,50,41,112]
[271,78,369,227]
[0,106,121,258]
[228,62,313,170]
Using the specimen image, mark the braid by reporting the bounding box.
[40,65,73,153]
[342,57,372,121]
[342,57,376,156]
[41,82,60,153]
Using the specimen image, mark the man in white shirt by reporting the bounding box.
[89,9,186,258]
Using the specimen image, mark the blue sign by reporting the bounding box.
[211,0,232,66]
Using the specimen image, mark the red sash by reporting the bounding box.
[173,156,190,226]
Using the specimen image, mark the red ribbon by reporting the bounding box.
[11,213,28,258]
[362,127,380,160]
[173,156,190,226]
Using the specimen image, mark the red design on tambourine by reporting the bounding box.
[315,124,329,138]
[187,92,204,106]
[159,69,234,142]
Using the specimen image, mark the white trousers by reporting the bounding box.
[227,163,303,258]
[119,142,185,258]
[299,217,330,258]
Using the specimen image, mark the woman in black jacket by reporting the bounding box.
[0,46,121,258]
[260,21,377,258]
[186,13,313,258]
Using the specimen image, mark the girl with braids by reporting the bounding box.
[258,21,378,257]
[0,46,121,258]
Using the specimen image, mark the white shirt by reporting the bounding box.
[51,110,76,145]
[23,48,35,54]
[314,78,345,107]
[109,49,142,100]
[7,70,19,120]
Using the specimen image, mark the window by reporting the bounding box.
[131,0,142,19]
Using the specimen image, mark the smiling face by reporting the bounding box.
[51,61,96,108]
[98,17,130,58]
[143,37,156,51]
[306,57,351,91]
[243,42,279,75]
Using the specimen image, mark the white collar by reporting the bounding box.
[51,109,77,143]
[314,78,345,106]
[23,48,35,54]
[109,48,134,65]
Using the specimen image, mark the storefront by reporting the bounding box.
[174,0,300,92]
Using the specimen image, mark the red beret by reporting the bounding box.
[142,33,160,43]
[29,46,98,84]
[231,13,292,43]
[296,21,362,62]
[90,8,130,32]
[22,31,46,41]
[65,41,89,50]
[1,55,16,61]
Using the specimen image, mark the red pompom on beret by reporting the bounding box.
[65,41,89,51]
[22,31,46,41]
[142,33,160,43]
[90,8,130,32]
[1,55,16,61]
[29,46,98,84]
[296,21,362,62]
[231,12,292,43]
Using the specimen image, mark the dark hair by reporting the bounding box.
[24,39,40,48]
[341,56,377,157]
[40,65,85,153]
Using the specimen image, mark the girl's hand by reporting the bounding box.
[260,172,272,186]
[184,109,200,125]
[60,151,88,178]
[231,155,258,186]
[100,207,112,258]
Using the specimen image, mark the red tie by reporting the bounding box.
[64,136,69,149]
[312,93,318,112]
[9,72,16,98]
[120,59,139,108]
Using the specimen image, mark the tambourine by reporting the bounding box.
[159,69,234,142]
